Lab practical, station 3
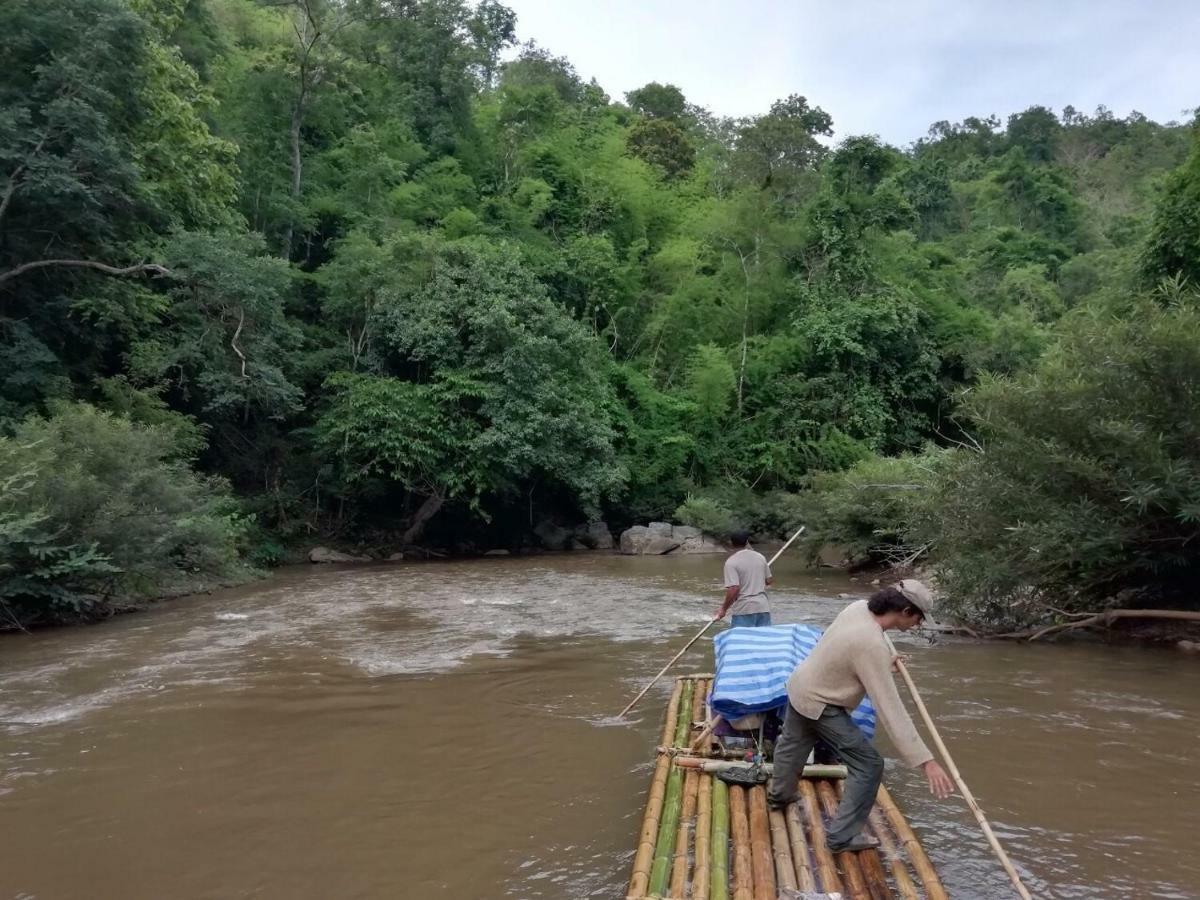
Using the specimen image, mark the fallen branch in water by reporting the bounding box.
[991,608,1200,641]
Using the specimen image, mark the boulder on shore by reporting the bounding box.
[620,525,678,555]
[677,531,727,554]
[309,546,370,563]
[573,520,615,550]
[618,523,726,555]
[533,519,573,550]
[483,548,510,557]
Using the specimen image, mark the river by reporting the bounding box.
[1,554,1197,899]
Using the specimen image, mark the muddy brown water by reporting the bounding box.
[1,554,1198,899]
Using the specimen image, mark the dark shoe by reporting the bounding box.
[767,794,798,811]
[828,833,880,853]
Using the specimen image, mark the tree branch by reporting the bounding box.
[0,259,172,289]
[992,608,1200,641]
[231,306,248,378]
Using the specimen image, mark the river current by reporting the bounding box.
[1,554,1197,898]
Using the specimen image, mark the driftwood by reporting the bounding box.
[994,607,1200,641]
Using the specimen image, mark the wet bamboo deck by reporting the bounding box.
[628,675,948,900]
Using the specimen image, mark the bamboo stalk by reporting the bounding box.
[691,677,707,732]
[798,779,843,896]
[710,777,730,900]
[673,680,694,749]
[768,808,797,893]
[660,680,684,748]
[694,774,712,900]
[877,784,948,900]
[670,758,847,779]
[747,786,776,900]
[816,779,871,899]
[629,753,672,898]
[647,764,686,896]
[783,803,817,892]
[869,806,920,900]
[658,744,755,761]
[676,672,715,680]
[728,786,754,900]
[831,781,895,900]
[668,769,700,898]
[886,635,1033,900]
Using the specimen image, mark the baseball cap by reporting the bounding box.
[895,579,935,619]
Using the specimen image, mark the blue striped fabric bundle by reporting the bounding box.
[711,623,876,738]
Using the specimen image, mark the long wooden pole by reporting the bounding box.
[885,634,1034,900]
[619,526,806,717]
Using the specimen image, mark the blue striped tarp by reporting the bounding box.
[711,623,877,738]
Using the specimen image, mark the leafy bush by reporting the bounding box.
[0,404,249,626]
[794,452,940,567]
[924,297,1200,630]
[674,495,735,537]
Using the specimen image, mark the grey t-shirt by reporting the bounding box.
[723,548,772,615]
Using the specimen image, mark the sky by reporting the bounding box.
[500,0,1200,146]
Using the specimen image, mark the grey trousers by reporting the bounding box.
[767,703,884,850]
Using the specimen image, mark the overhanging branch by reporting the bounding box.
[0,259,172,289]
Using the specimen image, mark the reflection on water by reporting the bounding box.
[1,554,1198,898]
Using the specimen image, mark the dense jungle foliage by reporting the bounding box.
[2,0,1198,629]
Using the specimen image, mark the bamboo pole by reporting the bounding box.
[877,784,948,900]
[728,786,754,900]
[710,777,730,900]
[660,681,684,748]
[798,779,843,896]
[629,753,672,898]
[747,786,776,900]
[670,758,847,779]
[783,803,817,893]
[868,806,920,900]
[885,635,1034,900]
[694,774,713,900]
[621,621,717,718]
[816,779,871,900]
[647,764,686,896]
[673,680,694,749]
[668,769,700,898]
[767,808,797,893]
[658,744,755,761]
[691,677,707,732]
[831,781,895,900]
[618,526,806,717]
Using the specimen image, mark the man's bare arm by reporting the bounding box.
[715,585,739,619]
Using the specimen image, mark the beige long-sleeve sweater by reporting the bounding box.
[786,599,933,768]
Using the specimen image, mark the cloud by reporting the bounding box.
[502,0,1200,145]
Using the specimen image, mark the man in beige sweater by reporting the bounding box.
[767,580,954,852]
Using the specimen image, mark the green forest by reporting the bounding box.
[3,0,1200,632]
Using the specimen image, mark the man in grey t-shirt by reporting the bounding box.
[715,530,773,627]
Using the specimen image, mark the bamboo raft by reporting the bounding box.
[628,675,948,900]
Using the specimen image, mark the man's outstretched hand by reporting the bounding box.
[713,608,726,620]
[922,760,954,799]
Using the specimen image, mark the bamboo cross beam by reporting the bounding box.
[885,634,1034,899]
[618,526,806,718]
